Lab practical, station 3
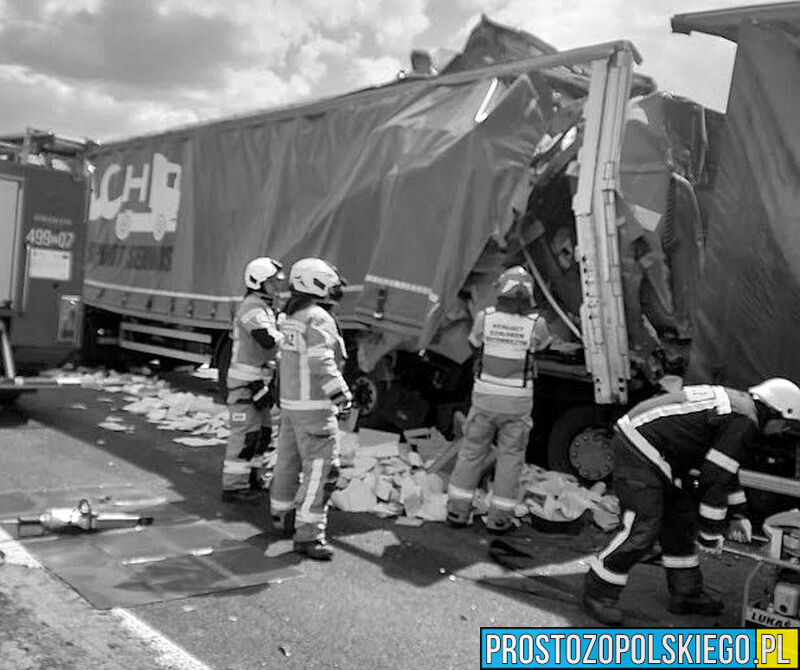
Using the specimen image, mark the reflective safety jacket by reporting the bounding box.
[469,307,551,414]
[228,294,283,387]
[278,304,349,411]
[616,384,757,541]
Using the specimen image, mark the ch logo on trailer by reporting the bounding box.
[89,153,181,241]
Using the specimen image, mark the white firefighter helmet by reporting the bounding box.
[749,378,800,420]
[495,266,534,301]
[244,257,284,294]
[289,257,344,301]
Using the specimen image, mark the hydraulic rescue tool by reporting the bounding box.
[2,498,154,538]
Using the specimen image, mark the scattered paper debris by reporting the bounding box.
[172,436,226,447]
[395,517,424,527]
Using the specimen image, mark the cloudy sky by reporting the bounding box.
[0,0,769,142]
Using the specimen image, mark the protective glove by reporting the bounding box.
[727,517,753,544]
[697,532,724,556]
[331,389,354,419]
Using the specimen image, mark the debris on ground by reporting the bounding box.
[331,426,620,531]
[52,368,230,445]
[520,465,620,531]
[49,367,620,532]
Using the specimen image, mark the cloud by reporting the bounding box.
[346,55,404,88]
[0,0,245,88]
[304,0,430,50]
[0,64,196,139]
[0,0,434,139]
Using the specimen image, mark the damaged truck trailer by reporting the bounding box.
[78,14,800,506]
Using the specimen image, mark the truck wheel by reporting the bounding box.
[547,405,614,483]
[214,335,232,402]
[350,373,388,428]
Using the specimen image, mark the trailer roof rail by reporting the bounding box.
[672,1,800,41]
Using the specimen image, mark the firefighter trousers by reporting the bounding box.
[270,408,341,543]
[585,434,703,602]
[446,406,531,530]
[222,385,273,492]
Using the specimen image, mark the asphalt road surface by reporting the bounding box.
[0,376,766,670]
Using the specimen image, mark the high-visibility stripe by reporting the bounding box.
[631,400,716,427]
[728,490,747,506]
[706,448,740,474]
[222,461,251,475]
[300,459,325,520]
[228,362,270,382]
[473,379,532,398]
[630,386,732,430]
[322,378,343,395]
[491,496,518,511]
[699,503,727,521]
[599,510,636,561]
[280,398,334,410]
[270,498,295,511]
[589,557,628,585]
[477,371,530,387]
[699,531,724,542]
[617,416,674,482]
[662,554,699,569]
[296,511,327,524]
[298,331,310,402]
[483,342,529,360]
[447,484,474,501]
[241,307,269,324]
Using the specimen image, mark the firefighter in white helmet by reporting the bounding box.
[446,265,552,533]
[222,257,285,501]
[584,377,800,625]
[270,257,352,560]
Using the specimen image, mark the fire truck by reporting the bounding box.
[0,129,91,400]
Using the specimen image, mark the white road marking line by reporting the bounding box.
[0,526,212,670]
[111,608,213,670]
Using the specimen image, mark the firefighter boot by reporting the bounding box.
[668,591,724,616]
[271,509,295,539]
[446,500,470,528]
[582,594,624,626]
[294,539,334,561]
[583,571,624,626]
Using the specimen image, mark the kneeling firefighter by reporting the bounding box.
[446,266,552,533]
[222,257,285,501]
[269,258,352,560]
[584,377,800,625]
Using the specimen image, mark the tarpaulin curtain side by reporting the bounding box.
[688,23,800,387]
[83,74,546,341]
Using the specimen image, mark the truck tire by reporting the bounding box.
[546,405,614,483]
[349,371,389,429]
